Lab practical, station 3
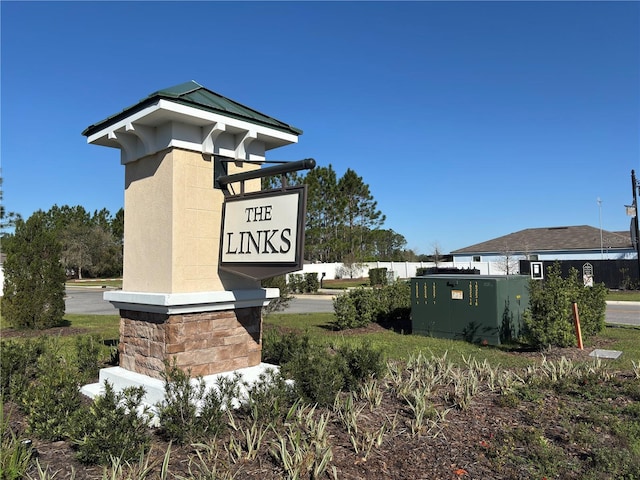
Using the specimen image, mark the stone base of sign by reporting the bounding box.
[119,307,263,379]
[83,289,281,424]
[103,288,278,379]
[81,363,282,423]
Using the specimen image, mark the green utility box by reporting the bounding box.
[411,275,530,345]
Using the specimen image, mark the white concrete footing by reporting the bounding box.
[81,363,281,423]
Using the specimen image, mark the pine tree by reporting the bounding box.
[337,168,386,262]
[2,211,66,329]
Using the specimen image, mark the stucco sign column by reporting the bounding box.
[82,81,302,379]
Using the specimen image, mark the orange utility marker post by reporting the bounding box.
[572,302,584,350]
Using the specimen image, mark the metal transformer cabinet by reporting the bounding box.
[411,275,530,345]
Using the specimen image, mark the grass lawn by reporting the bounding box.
[66,279,123,288]
[3,311,639,371]
[264,312,640,370]
[606,289,640,302]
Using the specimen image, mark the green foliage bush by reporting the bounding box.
[368,268,388,286]
[333,288,379,329]
[376,281,411,324]
[286,273,320,293]
[242,369,296,424]
[523,264,607,348]
[266,331,384,407]
[2,212,66,329]
[262,330,311,365]
[0,337,46,401]
[72,381,151,465]
[287,273,305,293]
[22,342,82,441]
[155,361,231,444]
[74,334,102,384]
[332,281,411,330]
[283,345,347,407]
[335,341,385,390]
[304,272,320,293]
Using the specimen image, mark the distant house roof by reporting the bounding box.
[451,225,633,255]
[82,80,303,138]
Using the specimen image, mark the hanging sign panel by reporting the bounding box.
[220,186,307,280]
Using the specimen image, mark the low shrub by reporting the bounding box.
[72,381,152,465]
[304,272,320,293]
[243,369,296,424]
[333,288,379,329]
[156,361,232,444]
[336,341,385,390]
[332,281,411,330]
[272,333,385,407]
[262,330,312,365]
[283,345,347,407]
[523,264,607,348]
[0,337,47,401]
[376,281,411,324]
[74,334,102,384]
[287,273,305,293]
[285,273,320,293]
[369,268,388,286]
[22,342,82,441]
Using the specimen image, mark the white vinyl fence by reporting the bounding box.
[287,261,509,284]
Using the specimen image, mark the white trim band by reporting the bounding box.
[103,288,279,314]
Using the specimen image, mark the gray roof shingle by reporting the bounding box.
[451,225,633,254]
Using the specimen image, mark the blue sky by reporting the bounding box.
[2,1,638,254]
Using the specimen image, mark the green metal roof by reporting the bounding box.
[82,81,302,137]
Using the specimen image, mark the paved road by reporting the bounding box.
[65,288,119,315]
[605,302,640,327]
[65,288,639,326]
[64,288,335,315]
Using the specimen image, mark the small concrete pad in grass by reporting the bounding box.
[589,349,623,360]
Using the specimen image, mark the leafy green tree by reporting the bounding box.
[368,229,408,261]
[41,205,123,278]
[59,221,93,279]
[111,207,124,244]
[2,211,66,329]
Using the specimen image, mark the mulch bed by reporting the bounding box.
[2,324,629,479]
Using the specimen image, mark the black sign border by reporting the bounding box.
[219,185,307,280]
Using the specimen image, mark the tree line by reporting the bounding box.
[263,164,419,264]
[2,205,124,280]
[1,165,423,284]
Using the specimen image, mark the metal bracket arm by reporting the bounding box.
[215,157,316,194]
